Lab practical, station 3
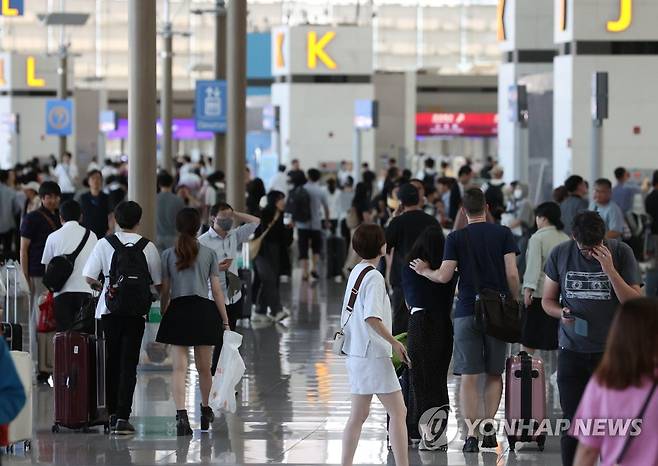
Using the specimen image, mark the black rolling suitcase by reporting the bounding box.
[239,268,253,319]
[326,236,346,279]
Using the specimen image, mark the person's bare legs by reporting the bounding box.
[172,345,189,410]
[460,374,481,437]
[194,346,213,406]
[301,258,309,279]
[342,394,372,466]
[483,374,503,421]
[377,391,409,466]
[312,253,321,276]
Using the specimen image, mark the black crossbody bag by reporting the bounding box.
[463,228,521,343]
[43,229,91,292]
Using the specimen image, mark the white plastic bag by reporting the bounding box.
[2,260,30,297]
[208,330,246,414]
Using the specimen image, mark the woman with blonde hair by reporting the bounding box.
[156,208,230,435]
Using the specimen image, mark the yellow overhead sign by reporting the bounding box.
[26,56,45,88]
[307,31,336,70]
[607,0,632,32]
[496,0,506,41]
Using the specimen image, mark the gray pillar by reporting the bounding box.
[128,0,157,240]
[57,50,67,160]
[161,31,174,174]
[213,6,227,174]
[226,0,246,211]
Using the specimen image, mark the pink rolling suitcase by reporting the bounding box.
[504,351,547,451]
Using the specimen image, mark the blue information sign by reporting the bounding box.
[45,99,73,136]
[195,80,227,133]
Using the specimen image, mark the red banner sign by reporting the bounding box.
[416,112,498,137]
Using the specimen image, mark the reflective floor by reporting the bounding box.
[3,272,564,465]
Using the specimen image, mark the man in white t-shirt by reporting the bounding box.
[198,202,260,374]
[41,200,98,333]
[53,152,79,201]
[83,201,162,435]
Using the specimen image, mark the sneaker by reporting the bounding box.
[36,373,51,385]
[280,275,290,283]
[113,419,135,435]
[333,275,343,283]
[481,433,498,449]
[270,307,290,323]
[176,412,193,437]
[250,313,272,324]
[310,271,320,281]
[462,436,479,453]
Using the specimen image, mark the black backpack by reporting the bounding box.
[286,186,312,223]
[105,235,153,317]
[43,229,91,292]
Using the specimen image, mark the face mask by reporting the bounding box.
[217,218,233,231]
[514,189,523,200]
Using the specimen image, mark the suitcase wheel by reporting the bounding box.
[52,424,60,433]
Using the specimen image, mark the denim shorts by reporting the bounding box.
[452,315,507,375]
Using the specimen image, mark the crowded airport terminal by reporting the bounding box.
[1,0,658,465]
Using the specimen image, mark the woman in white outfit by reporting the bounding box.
[340,223,410,466]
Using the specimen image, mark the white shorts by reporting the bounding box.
[346,355,401,395]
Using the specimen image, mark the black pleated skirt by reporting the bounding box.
[156,296,222,346]
[521,297,559,350]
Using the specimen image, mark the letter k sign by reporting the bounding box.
[307,31,337,70]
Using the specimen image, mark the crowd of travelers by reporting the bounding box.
[0,151,657,466]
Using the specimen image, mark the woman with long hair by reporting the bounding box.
[402,226,457,448]
[340,223,410,466]
[156,208,230,435]
[573,297,658,466]
[251,190,294,324]
[521,202,569,353]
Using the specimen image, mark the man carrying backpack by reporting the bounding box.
[288,169,329,282]
[83,201,162,435]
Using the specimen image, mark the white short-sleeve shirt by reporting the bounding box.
[340,263,393,358]
[82,231,162,319]
[41,221,98,297]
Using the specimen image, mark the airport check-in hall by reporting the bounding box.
[0,1,657,466]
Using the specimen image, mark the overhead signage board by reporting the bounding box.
[0,53,71,91]
[99,110,118,133]
[46,99,73,136]
[555,0,658,42]
[194,80,227,133]
[1,0,24,16]
[416,113,498,137]
[272,25,372,77]
[354,100,378,129]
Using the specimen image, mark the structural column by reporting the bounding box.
[128,0,157,240]
[57,51,67,160]
[161,30,174,173]
[213,4,227,173]
[226,0,246,211]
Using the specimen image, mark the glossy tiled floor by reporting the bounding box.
[3,272,565,465]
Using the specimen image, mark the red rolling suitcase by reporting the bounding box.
[52,330,109,433]
[504,351,547,452]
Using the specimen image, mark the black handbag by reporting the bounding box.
[464,228,521,343]
[43,229,91,292]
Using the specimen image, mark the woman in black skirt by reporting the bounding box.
[521,202,569,353]
[401,226,457,450]
[156,208,230,435]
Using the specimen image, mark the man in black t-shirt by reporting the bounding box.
[80,170,114,239]
[19,181,62,383]
[410,188,520,453]
[385,183,438,334]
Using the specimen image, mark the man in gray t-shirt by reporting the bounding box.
[294,168,329,281]
[590,178,626,240]
[156,172,185,251]
[541,211,641,466]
